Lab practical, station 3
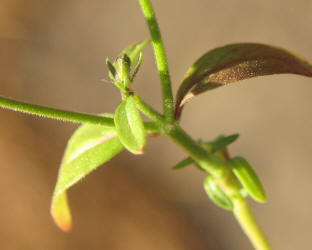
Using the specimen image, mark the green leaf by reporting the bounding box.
[230,156,266,203]
[51,123,123,231]
[131,52,143,81]
[172,157,195,170]
[172,156,207,172]
[175,43,312,118]
[106,58,116,80]
[203,176,233,210]
[114,95,146,154]
[206,134,239,153]
[121,40,150,66]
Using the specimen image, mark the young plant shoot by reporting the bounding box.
[0,0,312,249]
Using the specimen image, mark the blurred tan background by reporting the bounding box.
[0,0,312,249]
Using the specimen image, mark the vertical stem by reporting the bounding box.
[233,197,272,250]
[138,0,175,122]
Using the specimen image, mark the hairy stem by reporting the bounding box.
[138,0,175,121]
[0,95,115,126]
[0,95,159,133]
[132,94,164,122]
[167,125,226,177]
[137,1,271,248]
[169,125,272,250]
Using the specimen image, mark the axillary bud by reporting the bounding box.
[203,176,233,210]
[229,156,266,203]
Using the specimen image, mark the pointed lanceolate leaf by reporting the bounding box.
[51,123,123,231]
[131,52,143,81]
[175,43,312,118]
[106,58,116,80]
[206,134,240,153]
[172,156,206,172]
[114,95,146,154]
[121,40,150,66]
[172,157,194,170]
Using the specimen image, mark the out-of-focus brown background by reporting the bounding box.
[0,1,312,249]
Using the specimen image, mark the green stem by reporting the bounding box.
[167,125,226,177]
[132,94,164,122]
[166,125,271,249]
[131,93,226,177]
[132,88,271,249]
[0,95,160,134]
[0,95,115,126]
[0,96,160,134]
[144,122,160,134]
[233,197,271,250]
[138,2,271,248]
[138,0,175,122]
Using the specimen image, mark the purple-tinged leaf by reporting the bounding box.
[175,43,312,119]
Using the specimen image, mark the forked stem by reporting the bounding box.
[138,1,272,249]
[0,1,272,249]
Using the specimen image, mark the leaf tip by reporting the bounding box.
[51,192,72,232]
[254,190,267,203]
[134,147,145,155]
[53,215,72,232]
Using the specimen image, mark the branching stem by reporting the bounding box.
[138,1,272,249]
[0,1,272,249]
[132,94,164,122]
